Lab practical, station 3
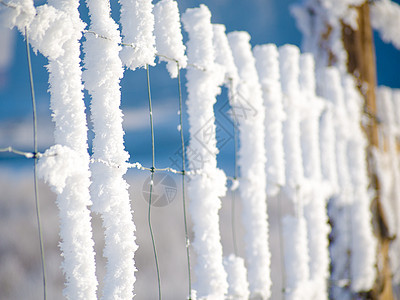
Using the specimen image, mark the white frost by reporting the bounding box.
[83,0,138,298]
[228,31,271,300]
[38,144,85,194]
[299,53,330,300]
[371,0,400,50]
[182,5,228,298]
[319,67,352,299]
[343,75,376,292]
[0,0,35,32]
[119,0,156,70]
[153,0,187,78]
[27,0,98,298]
[253,44,286,197]
[223,255,250,300]
[278,44,311,300]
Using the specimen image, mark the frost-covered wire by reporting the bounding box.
[182,5,228,298]
[228,31,271,300]
[0,146,38,158]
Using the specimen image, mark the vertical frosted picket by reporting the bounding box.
[119,0,156,70]
[279,44,311,300]
[181,5,228,298]
[153,0,187,78]
[319,67,352,300]
[15,0,101,298]
[83,0,137,298]
[299,53,330,300]
[253,44,286,197]
[212,24,251,299]
[228,31,271,300]
[343,75,377,292]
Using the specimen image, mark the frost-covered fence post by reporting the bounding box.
[278,44,310,300]
[252,43,286,299]
[119,0,156,70]
[343,75,377,292]
[3,0,100,298]
[253,44,286,197]
[228,31,271,300]
[298,53,330,300]
[212,24,250,299]
[181,5,228,298]
[153,0,187,77]
[319,67,353,299]
[82,0,138,298]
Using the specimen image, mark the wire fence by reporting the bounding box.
[0,1,396,300]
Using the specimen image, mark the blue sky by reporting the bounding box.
[0,0,399,173]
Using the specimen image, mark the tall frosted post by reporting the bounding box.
[279,44,311,300]
[319,67,352,300]
[213,24,250,299]
[119,0,156,70]
[83,0,138,298]
[343,75,377,292]
[182,5,228,298]
[5,0,101,298]
[253,44,286,197]
[299,53,330,300]
[228,31,271,300]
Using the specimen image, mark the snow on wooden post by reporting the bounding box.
[278,44,311,300]
[299,53,330,300]
[181,5,228,298]
[228,31,271,300]
[7,0,101,298]
[82,0,138,299]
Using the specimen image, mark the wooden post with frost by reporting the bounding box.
[293,0,394,298]
[341,3,393,299]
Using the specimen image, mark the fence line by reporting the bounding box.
[0,1,390,299]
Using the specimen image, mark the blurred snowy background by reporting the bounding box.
[0,0,399,299]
